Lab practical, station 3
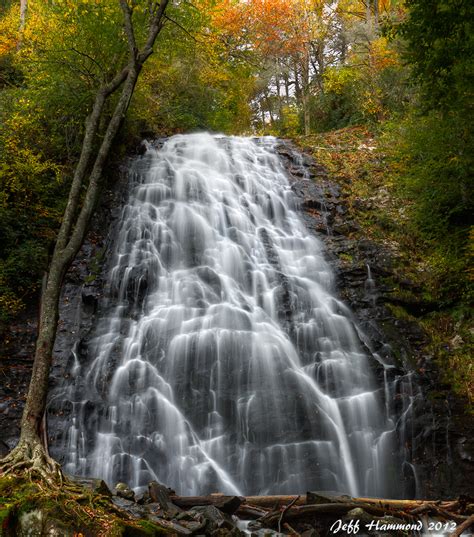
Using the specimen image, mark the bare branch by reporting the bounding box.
[120,0,138,59]
[70,47,105,76]
[163,14,196,42]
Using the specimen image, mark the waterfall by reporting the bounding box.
[52,133,412,497]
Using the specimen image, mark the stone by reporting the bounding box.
[135,490,150,504]
[17,509,75,537]
[250,529,286,537]
[111,496,149,519]
[115,482,135,501]
[147,516,193,535]
[188,505,235,532]
[0,439,10,457]
[148,481,181,516]
[69,476,112,497]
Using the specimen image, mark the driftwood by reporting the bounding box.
[451,514,474,537]
[171,492,472,512]
[168,491,474,535]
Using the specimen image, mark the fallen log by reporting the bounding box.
[257,502,417,528]
[168,491,472,531]
[450,514,474,537]
[236,504,270,519]
[169,492,472,514]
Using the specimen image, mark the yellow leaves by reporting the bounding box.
[324,66,359,95]
[0,4,21,56]
[0,293,24,317]
[370,37,399,70]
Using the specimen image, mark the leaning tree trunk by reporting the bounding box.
[0,0,169,484]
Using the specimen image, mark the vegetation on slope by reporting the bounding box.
[295,125,473,407]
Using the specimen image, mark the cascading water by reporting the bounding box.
[51,133,414,497]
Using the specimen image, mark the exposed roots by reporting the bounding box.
[0,438,63,488]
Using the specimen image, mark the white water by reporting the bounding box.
[56,133,411,497]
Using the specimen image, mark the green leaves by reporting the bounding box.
[399,0,474,111]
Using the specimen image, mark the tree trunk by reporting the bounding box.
[17,0,28,50]
[19,0,28,30]
[284,74,290,103]
[0,0,169,484]
[301,48,311,135]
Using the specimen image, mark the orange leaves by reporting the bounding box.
[211,0,315,60]
[0,5,21,56]
[369,37,399,70]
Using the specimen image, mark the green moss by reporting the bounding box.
[420,312,473,410]
[385,303,414,322]
[84,247,106,284]
[0,476,176,537]
[338,252,354,263]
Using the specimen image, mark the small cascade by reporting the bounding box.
[364,264,377,305]
[50,134,418,498]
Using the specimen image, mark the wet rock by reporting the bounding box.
[0,439,10,457]
[147,516,193,535]
[212,495,243,516]
[69,476,112,496]
[250,529,286,537]
[81,290,98,315]
[115,482,135,501]
[17,509,75,537]
[135,490,151,504]
[148,481,181,516]
[188,505,236,532]
[182,520,207,533]
[212,528,245,537]
[111,496,148,519]
[277,139,474,499]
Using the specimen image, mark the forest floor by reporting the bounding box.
[294,126,473,409]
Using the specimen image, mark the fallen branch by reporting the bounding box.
[450,514,474,537]
[278,496,300,533]
[257,502,417,529]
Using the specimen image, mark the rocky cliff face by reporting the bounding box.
[1,139,472,498]
[275,141,473,499]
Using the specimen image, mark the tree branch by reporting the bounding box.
[55,66,129,250]
[163,14,196,41]
[65,67,140,258]
[139,0,170,62]
[120,0,138,59]
[70,47,105,76]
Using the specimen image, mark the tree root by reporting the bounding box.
[0,438,63,487]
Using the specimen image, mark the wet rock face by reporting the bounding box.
[0,311,38,454]
[276,140,474,499]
